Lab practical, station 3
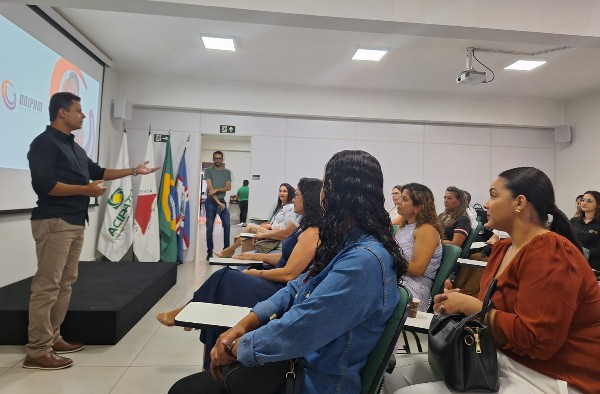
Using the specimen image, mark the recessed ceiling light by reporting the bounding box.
[504,59,546,71]
[352,48,387,61]
[201,36,235,51]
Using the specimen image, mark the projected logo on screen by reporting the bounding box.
[50,58,97,159]
[1,79,44,113]
[1,80,16,110]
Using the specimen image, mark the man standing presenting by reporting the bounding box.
[204,151,231,259]
[24,92,158,370]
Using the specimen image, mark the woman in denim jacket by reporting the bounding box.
[169,150,408,394]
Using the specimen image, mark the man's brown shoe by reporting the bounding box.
[52,338,84,354]
[22,351,73,370]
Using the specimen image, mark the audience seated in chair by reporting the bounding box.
[570,190,600,270]
[438,186,471,249]
[215,182,299,257]
[389,185,404,226]
[463,190,479,229]
[384,167,600,394]
[394,183,442,311]
[168,150,408,394]
[157,178,322,369]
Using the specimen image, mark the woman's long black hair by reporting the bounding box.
[272,183,295,217]
[499,167,582,250]
[297,178,323,230]
[309,150,407,279]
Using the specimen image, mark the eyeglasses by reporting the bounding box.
[581,198,595,204]
[391,192,400,196]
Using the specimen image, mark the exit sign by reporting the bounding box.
[220,125,236,134]
[153,134,169,142]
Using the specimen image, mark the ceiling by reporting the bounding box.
[18,1,600,100]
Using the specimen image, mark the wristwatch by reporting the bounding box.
[131,167,138,176]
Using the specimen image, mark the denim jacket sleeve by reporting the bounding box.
[250,274,303,325]
[236,245,391,366]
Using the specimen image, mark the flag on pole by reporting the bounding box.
[97,132,133,261]
[133,134,160,262]
[158,137,178,262]
[176,147,190,262]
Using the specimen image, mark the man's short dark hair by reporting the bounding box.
[577,194,584,201]
[243,180,249,186]
[49,92,80,122]
[213,151,224,158]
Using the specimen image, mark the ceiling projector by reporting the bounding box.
[456,69,487,85]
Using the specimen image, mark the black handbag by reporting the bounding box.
[224,359,304,394]
[428,278,499,392]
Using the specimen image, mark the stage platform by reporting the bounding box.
[0,261,177,345]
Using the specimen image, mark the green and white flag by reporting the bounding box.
[97,132,133,261]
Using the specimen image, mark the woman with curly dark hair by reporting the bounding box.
[169,150,408,394]
[394,183,443,310]
[158,178,322,368]
[438,186,471,248]
[570,190,600,269]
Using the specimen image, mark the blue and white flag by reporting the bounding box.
[176,148,190,262]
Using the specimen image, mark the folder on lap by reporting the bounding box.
[175,302,251,330]
[239,232,255,238]
[208,257,264,267]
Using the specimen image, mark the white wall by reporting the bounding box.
[559,91,600,215]
[127,110,557,224]
[123,73,564,127]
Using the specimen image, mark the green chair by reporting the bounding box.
[582,247,590,260]
[430,244,462,306]
[360,286,411,394]
[459,221,483,259]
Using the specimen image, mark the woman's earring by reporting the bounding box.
[515,209,522,215]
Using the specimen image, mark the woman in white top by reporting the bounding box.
[394,183,443,310]
[389,185,403,225]
[215,183,299,257]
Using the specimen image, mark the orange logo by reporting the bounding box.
[1,80,16,110]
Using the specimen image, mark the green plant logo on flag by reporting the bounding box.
[108,188,124,209]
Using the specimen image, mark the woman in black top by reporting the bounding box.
[570,190,600,270]
[438,186,471,248]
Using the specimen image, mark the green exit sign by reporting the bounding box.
[220,125,236,134]
[153,134,169,142]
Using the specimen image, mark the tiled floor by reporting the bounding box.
[0,221,426,393]
[0,223,239,394]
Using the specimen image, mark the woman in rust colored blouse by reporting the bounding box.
[385,167,600,394]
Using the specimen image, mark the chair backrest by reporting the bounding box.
[360,286,411,394]
[429,244,461,311]
[582,247,590,260]
[459,221,483,259]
